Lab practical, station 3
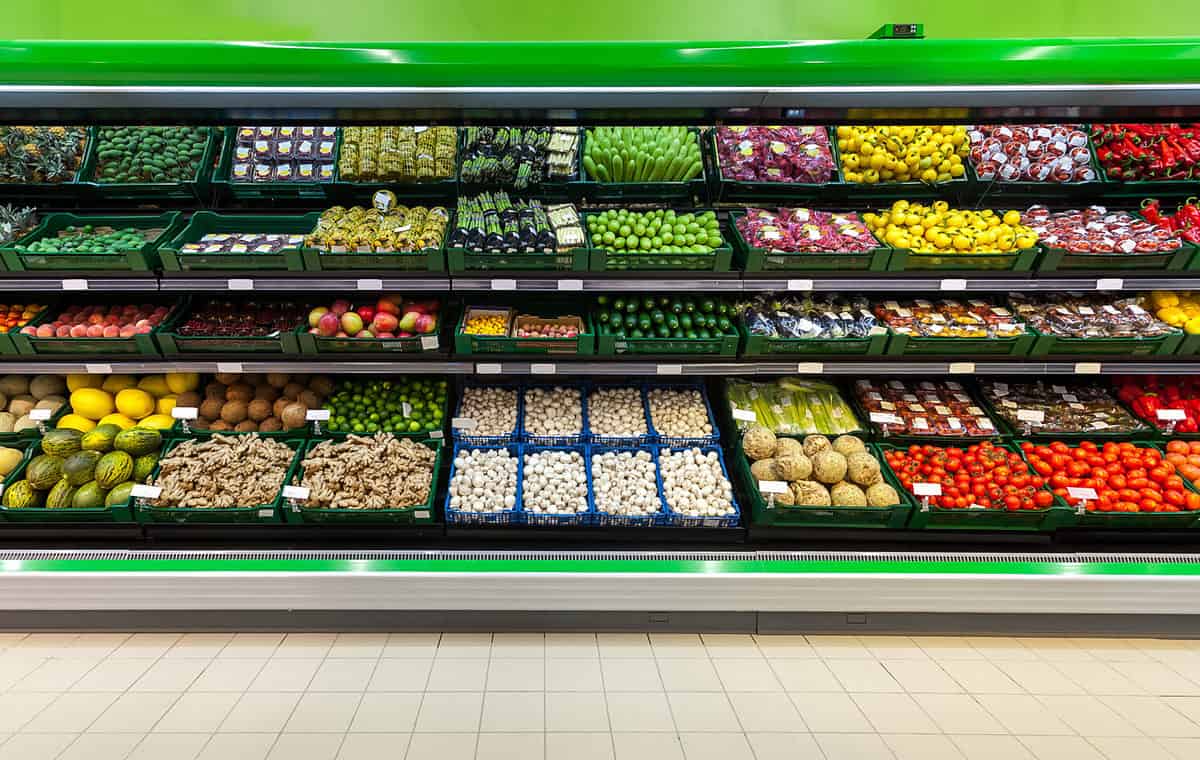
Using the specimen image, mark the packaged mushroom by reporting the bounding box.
[148,434,296,509]
[298,433,436,511]
[741,428,900,510]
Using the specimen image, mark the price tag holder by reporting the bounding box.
[130,484,162,499]
[656,364,683,376]
[305,408,330,434]
[786,279,814,291]
[85,363,112,375]
[1074,362,1102,375]
[869,411,901,425]
[530,363,556,375]
[1157,408,1188,421]
[356,278,384,291]
[731,408,758,423]
[557,279,584,292]
[913,481,942,512]
[420,336,439,350]
[758,479,790,508]
[171,406,198,433]
[1016,408,1046,423]
[948,362,975,374]
[491,278,517,291]
[216,362,243,374]
[940,278,968,291]
[428,430,444,440]
[257,508,274,518]
[414,510,431,520]
[61,278,89,291]
[1067,485,1098,515]
[1096,277,1124,291]
[476,363,503,375]
[227,278,254,291]
[796,362,824,374]
[452,417,478,431]
[28,407,51,433]
[282,485,310,501]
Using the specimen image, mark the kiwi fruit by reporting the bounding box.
[308,376,335,397]
[209,420,233,432]
[281,402,308,430]
[213,372,241,386]
[253,384,278,402]
[176,391,202,409]
[298,389,321,410]
[204,382,227,400]
[225,383,254,403]
[272,397,291,419]
[266,373,290,389]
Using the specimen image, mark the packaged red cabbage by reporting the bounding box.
[715,126,834,184]
[736,207,880,252]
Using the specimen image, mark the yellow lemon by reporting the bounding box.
[115,388,155,420]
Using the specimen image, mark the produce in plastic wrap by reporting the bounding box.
[725,378,861,436]
[448,192,581,253]
[1009,293,1179,338]
[735,208,880,252]
[338,126,456,182]
[714,126,834,184]
[583,126,701,182]
[459,126,579,188]
[229,125,335,184]
[864,200,1037,253]
[177,300,307,338]
[180,231,307,255]
[1021,205,1183,254]
[1091,124,1200,182]
[855,379,996,437]
[306,205,448,253]
[835,125,969,184]
[874,298,1028,339]
[739,295,878,340]
[980,380,1147,435]
[886,441,1055,511]
[968,124,1095,183]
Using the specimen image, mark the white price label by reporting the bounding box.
[940,278,968,291]
[1158,408,1189,421]
[1016,408,1046,423]
[948,362,975,374]
[868,325,888,336]
[305,409,331,421]
[557,279,584,291]
[257,508,274,518]
[656,364,683,376]
[28,408,52,421]
[428,430,444,440]
[171,407,199,420]
[1074,362,1102,375]
[85,363,112,375]
[731,408,758,422]
[786,279,814,291]
[1067,486,1099,501]
[227,278,254,291]
[869,412,901,425]
[414,510,431,520]
[356,278,384,290]
[420,335,439,350]
[61,278,89,291]
[491,278,517,291]
[452,417,478,430]
[216,362,243,374]
[282,485,310,500]
[402,402,412,418]
[476,363,503,374]
[1096,278,1124,291]
[130,484,162,499]
[913,482,943,497]
[758,480,790,495]
[530,363,556,375]
[796,362,824,374]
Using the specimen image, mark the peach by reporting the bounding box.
[134,324,152,334]
[119,325,136,338]
[35,324,53,337]
[102,325,120,338]
[86,324,104,337]
[55,325,71,337]
[69,324,87,338]
[20,326,36,336]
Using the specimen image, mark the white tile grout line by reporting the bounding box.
[334,634,387,760]
[399,633,440,760]
[472,633,493,760]
[598,633,620,760]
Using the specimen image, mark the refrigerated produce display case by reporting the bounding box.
[3,37,1200,633]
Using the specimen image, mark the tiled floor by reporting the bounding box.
[0,634,1199,759]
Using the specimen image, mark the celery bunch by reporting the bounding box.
[726,377,861,436]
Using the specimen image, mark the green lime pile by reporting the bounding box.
[325,378,447,435]
[18,225,151,253]
[587,209,723,254]
[92,126,209,184]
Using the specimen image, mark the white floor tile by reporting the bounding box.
[92,690,181,733]
[649,634,707,659]
[327,633,387,659]
[63,634,130,659]
[974,693,1074,735]
[1069,640,1154,663]
[1053,661,1147,696]
[265,732,344,760]
[414,692,482,732]
[1100,695,1200,737]
[950,734,1037,760]
[12,658,100,691]
[336,733,410,760]
[479,690,544,732]
[16,633,80,657]
[753,635,817,659]
[196,733,276,760]
[939,660,1024,694]
[806,636,873,659]
[489,633,545,659]
[883,733,966,760]
[547,657,603,691]
[487,658,545,691]
[0,692,59,732]
[601,658,663,691]
[852,693,940,734]
[477,732,544,760]
[789,691,873,732]
[130,732,210,760]
[404,732,476,760]
[1037,694,1142,737]
[220,691,302,733]
[57,732,142,760]
[129,658,208,691]
[912,693,1005,734]
[349,692,422,733]
[598,633,653,659]
[1156,737,1200,759]
[1110,661,1200,696]
[546,633,599,659]
[607,692,675,732]
[1089,736,1176,760]
[1017,735,1106,760]
[859,637,932,661]
[884,659,964,693]
[72,658,154,692]
[1015,639,1096,663]
[712,657,782,692]
[829,659,903,693]
[667,692,741,732]
[656,659,723,692]
[0,654,46,690]
[612,732,684,760]
[679,731,755,760]
[308,659,376,692]
[969,638,1039,662]
[994,660,1083,694]
[546,692,609,732]
[275,633,335,659]
[368,658,432,692]
[382,633,440,659]
[745,732,825,760]
[284,692,362,733]
[155,691,241,732]
[113,633,181,659]
[427,658,488,691]
[701,634,761,659]
[434,634,491,659]
[25,691,118,733]
[547,732,614,760]
[218,633,284,659]
[163,634,233,659]
[815,732,896,759]
[0,733,77,760]
[912,637,987,661]
[250,658,322,692]
[770,658,843,692]
[191,657,267,692]
[727,692,806,732]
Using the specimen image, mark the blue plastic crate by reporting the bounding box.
[656,444,742,528]
[585,382,655,448]
[445,442,522,525]
[645,382,721,448]
[588,444,670,527]
[519,444,594,526]
[520,381,589,447]
[452,379,522,446]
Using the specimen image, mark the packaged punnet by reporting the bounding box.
[979,379,1148,438]
[724,378,863,437]
[1012,293,1184,356]
[855,379,998,439]
[740,295,888,355]
[968,124,1097,184]
[223,125,337,192]
[875,297,1035,356]
[302,203,448,271]
[158,211,318,272]
[730,207,889,271]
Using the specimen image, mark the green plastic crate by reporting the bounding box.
[281,437,441,525]
[887,246,1040,272]
[156,306,305,356]
[885,331,1035,357]
[296,304,454,355]
[740,323,889,357]
[0,439,137,523]
[705,128,845,204]
[455,309,595,356]
[596,328,739,357]
[0,126,94,202]
[0,302,55,357]
[826,126,973,200]
[446,247,589,273]
[11,298,184,357]
[981,387,1152,441]
[0,212,183,272]
[1028,328,1184,357]
[135,436,300,524]
[80,126,218,202]
[1039,245,1196,272]
[727,210,891,273]
[572,127,708,203]
[159,211,317,272]
[301,203,449,272]
[966,127,1104,201]
[211,126,336,201]
[327,127,459,203]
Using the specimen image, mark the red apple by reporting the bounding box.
[414,313,437,334]
[375,331,395,339]
[375,296,401,316]
[356,305,376,324]
[371,312,398,333]
[330,299,352,316]
[356,329,374,338]
[308,306,329,328]
[340,312,364,335]
[317,311,341,337]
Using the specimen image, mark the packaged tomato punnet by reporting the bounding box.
[884,441,1055,512]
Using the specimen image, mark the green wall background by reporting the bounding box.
[7,0,1200,40]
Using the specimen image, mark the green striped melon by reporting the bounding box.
[113,428,162,457]
[94,451,133,489]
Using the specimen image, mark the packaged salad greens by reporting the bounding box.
[725,378,862,436]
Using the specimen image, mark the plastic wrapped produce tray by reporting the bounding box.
[159,211,317,272]
[727,209,891,273]
[885,331,1035,357]
[705,129,845,204]
[212,126,335,201]
[1028,328,1183,357]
